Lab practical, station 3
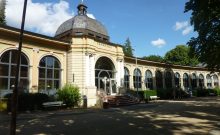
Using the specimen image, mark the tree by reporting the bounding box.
[142,55,164,63]
[185,0,220,71]
[164,45,199,66]
[0,0,6,25]
[123,38,133,57]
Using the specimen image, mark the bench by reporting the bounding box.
[149,96,160,101]
[43,101,65,108]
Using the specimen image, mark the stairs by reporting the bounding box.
[106,95,139,107]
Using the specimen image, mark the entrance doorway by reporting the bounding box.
[95,57,116,95]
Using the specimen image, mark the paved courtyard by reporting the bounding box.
[1,97,220,135]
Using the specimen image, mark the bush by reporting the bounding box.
[127,89,145,101]
[144,90,157,99]
[57,84,81,107]
[213,87,220,96]
[196,88,209,97]
[157,88,174,99]
[4,93,49,112]
[0,98,7,112]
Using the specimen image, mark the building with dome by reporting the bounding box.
[0,3,219,107]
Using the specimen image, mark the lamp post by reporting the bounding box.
[10,0,28,135]
[135,56,138,97]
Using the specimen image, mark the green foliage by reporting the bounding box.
[142,55,164,62]
[0,98,7,112]
[164,45,199,66]
[185,0,220,71]
[0,0,6,25]
[123,38,133,57]
[5,93,49,112]
[214,87,220,96]
[144,90,157,99]
[57,84,81,107]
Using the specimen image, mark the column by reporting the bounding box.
[85,53,90,87]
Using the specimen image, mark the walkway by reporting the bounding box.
[0,97,220,135]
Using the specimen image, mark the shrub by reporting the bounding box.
[213,87,220,96]
[0,98,7,112]
[4,93,49,112]
[57,84,81,107]
[127,89,145,101]
[144,90,157,99]
[196,88,209,97]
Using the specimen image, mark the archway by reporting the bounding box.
[95,57,116,95]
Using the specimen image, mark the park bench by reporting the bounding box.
[149,96,160,101]
[43,101,65,109]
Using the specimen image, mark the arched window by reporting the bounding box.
[206,74,212,88]
[0,50,29,91]
[183,73,189,89]
[156,71,163,89]
[191,73,197,89]
[165,71,172,89]
[124,67,130,90]
[38,56,61,92]
[174,72,181,88]
[133,68,142,89]
[199,74,204,88]
[145,70,153,90]
[213,74,219,87]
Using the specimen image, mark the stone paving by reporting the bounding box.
[0,97,220,135]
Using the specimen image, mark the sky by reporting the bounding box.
[5,0,196,57]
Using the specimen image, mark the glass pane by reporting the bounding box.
[20,66,28,77]
[54,70,60,79]
[39,68,45,78]
[20,54,28,65]
[11,50,19,64]
[54,80,60,89]
[0,64,9,76]
[54,59,60,68]
[47,57,54,68]
[47,69,53,78]
[19,79,29,91]
[10,78,15,89]
[0,51,10,63]
[0,78,8,89]
[10,65,17,77]
[40,58,46,67]
[46,80,53,90]
[38,80,45,91]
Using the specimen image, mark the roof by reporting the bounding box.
[55,15,108,37]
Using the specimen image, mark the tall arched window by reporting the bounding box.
[199,74,204,88]
[133,68,142,89]
[183,73,189,90]
[0,50,29,91]
[191,73,197,89]
[174,72,181,88]
[145,70,153,90]
[206,74,212,88]
[213,74,219,87]
[38,56,61,92]
[165,71,172,89]
[156,71,163,89]
[124,67,130,90]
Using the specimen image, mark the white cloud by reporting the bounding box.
[6,0,96,36]
[182,26,193,35]
[151,38,166,48]
[173,21,188,31]
[173,21,193,36]
[87,13,95,19]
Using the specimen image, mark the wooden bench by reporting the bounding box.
[43,101,65,109]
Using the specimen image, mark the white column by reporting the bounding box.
[85,53,90,87]
[90,54,95,87]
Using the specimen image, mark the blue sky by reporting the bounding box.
[6,0,196,57]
